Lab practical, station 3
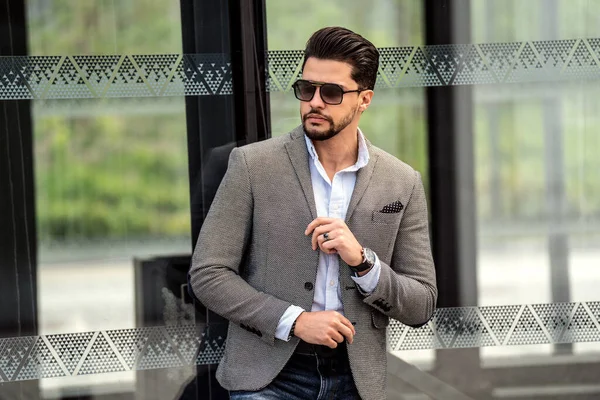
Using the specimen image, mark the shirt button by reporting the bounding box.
[304,282,314,291]
[330,280,335,287]
[333,204,339,210]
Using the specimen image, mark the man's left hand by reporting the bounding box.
[305,217,363,267]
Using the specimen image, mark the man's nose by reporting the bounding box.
[309,87,325,109]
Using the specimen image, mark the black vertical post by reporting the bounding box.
[179,1,235,398]
[182,0,271,247]
[0,0,40,398]
[228,0,271,146]
[181,0,236,246]
[425,1,486,397]
[179,1,270,398]
[425,0,477,309]
[0,0,38,339]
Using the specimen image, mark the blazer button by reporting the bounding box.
[304,282,313,291]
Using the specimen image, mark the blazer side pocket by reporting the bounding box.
[371,310,390,329]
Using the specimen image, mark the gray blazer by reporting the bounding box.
[189,126,437,400]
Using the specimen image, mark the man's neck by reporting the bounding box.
[312,127,359,174]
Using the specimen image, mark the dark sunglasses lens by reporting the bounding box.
[320,84,343,104]
[294,81,315,101]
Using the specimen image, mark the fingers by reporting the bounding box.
[332,313,354,344]
[316,231,336,253]
[319,238,339,254]
[304,217,334,236]
[312,224,335,250]
[339,316,356,336]
[336,321,354,344]
[302,312,356,348]
[315,228,345,252]
[329,329,345,344]
[306,218,343,249]
[311,227,326,250]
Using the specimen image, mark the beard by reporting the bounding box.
[302,107,358,141]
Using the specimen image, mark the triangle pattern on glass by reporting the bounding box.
[136,328,182,370]
[401,47,442,87]
[454,308,498,348]
[46,332,94,375]
[46,56,93,99]
[479,305,521,345]
[507,306,550,346]
[387,320,408,351]
[454,45,495,85]
[165,325,202,365]
[0,57,32,99]
[478,42,521,83]
[22,55,62,99]
[73,55,121,96]
[16,338,66,381]
[162,56,185,96]
[266,50,303,92]
[0,336,36,381]
[506,42,544,83]
[398,321,443,350]
[132,54,180,94]
[377,47,413,88]
[433,307,471,347]
[532,39,576,73]
[531,302,575,342]
[106,328,149,370]
[105,56,153,97]
[561,303,600,344]
[77,332,126,375]
[424,44,469,85]
[196,334,226,365]
[566,39,599,80]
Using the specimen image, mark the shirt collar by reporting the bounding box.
[304,128,370,170]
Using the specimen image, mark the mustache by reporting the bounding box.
[303,110,331,121]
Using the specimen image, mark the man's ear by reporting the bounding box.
[359,90,374,112]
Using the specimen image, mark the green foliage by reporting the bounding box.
[34,111,190,241]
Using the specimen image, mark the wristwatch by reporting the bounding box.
[349,247,376,273]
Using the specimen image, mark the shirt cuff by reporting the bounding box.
[351,255,381,294]
[275,305,306,341]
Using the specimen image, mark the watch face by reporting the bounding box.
[364,248,376,266]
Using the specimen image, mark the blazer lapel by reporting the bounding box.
[345,141,378,223]
[284,126,318,220]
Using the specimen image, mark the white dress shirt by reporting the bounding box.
[275,129,382,341]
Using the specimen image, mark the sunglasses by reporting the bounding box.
[292,79,365,105]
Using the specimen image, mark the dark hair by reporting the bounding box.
[302,26,379,90]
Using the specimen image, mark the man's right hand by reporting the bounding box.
[293,311,355,348]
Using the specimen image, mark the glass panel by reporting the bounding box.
[261,0,600,398]
[3,0,600,399]
[1,1,200,399]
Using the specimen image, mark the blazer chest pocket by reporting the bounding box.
[371,210,403,225]
[371,310,390,329]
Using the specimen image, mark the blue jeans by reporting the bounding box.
[229,350,361,399]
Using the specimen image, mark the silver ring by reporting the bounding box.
[323,232,330,241]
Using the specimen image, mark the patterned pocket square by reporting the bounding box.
[379,201,404,213]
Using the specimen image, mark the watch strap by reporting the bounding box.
[288,315,299,340]
[349,248,374,273]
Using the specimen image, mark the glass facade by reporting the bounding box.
[1,0,600,399]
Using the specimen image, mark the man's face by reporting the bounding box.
[300,58,363,141]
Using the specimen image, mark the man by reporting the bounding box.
[189,26,437,400]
